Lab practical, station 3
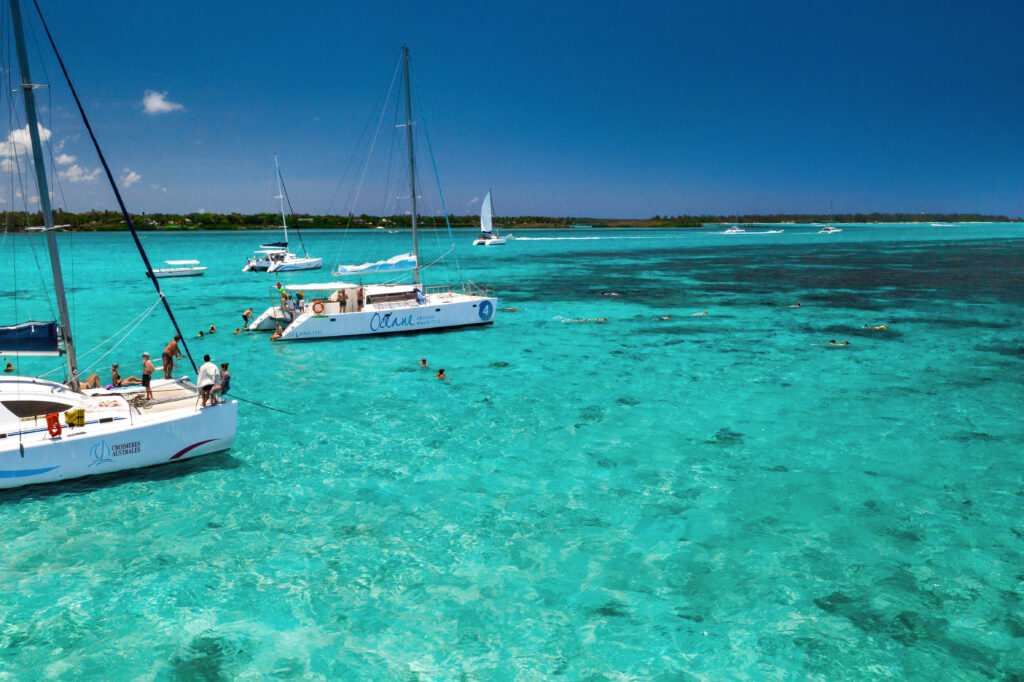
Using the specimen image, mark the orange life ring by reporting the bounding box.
[46,413,62,438]
[312,300,325,314]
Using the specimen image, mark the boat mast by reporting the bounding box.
[275,154,288,249]
[10,0,79,391]
[402,46,420,285]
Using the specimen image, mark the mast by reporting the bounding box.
[402,46,420,285]
[275,154,288,248]
[10,0,79,391]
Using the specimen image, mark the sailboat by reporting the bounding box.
[818,201,842,234]
[242,155,322,273]
[0,0,236,489]
[247,47,497,340]
[473,191,510,245]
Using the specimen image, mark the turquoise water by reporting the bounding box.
[1,224,1023,679]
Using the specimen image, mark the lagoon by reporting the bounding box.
[1,224,1022,678]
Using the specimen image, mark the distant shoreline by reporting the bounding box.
[1,212,1017,232]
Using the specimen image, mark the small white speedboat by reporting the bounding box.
[818,225,842,234]
[723,225,745,234]
[148,260,207,278]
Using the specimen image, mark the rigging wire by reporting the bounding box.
[30,0,199,375]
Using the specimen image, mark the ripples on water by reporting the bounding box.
[1,225,1022,678]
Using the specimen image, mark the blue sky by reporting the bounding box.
[6,0,1024,217]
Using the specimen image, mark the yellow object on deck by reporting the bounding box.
[64,408,85,427]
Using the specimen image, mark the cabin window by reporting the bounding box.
[1,400,73,419]
[366,291,419,305]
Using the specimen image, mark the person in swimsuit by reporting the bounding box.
[213,363,231,397]
[242,308,253,326]
[111,363,141,387]
[208,325,217,334]
[162,336,182,379]
[3,360,14,373]
[83,373,102,389]
[142,352,155,400]
[434,368,450,380]
[419,358,429,367]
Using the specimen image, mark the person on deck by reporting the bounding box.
[142,352,155,400]
[111,363,141,387]
[197,354,219,407]
[162,335,182,379]
[212,363,231,397]
[242,308,253,326]
[83,373,102,389]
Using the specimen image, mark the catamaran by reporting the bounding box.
[242,155,322,273]
[148,260,207,278]
[247,47,496,340]
[473,191,510,245]
[722,225,745,234]
[0,0,237,489]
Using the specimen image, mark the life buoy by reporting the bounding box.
[46,413,62,438]
[312,300,325,314]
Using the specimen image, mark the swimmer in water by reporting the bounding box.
[656,315,671,321]
[434,368,450,380]
[500,307,519,312]
[233,328,242,335]
[788,302,802,308]
[600,291,622,297]
[419,358,429,367]
[692,311,707,316]
[826,339,850,347]
[863,324,888,330]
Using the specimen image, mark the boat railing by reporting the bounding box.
[424,280,493,298]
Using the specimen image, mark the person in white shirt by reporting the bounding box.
[196,354,220,407]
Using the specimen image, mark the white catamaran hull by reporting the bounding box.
[248,306,298,331]
[0,390,236,489]
[267,257,323,273]
[472,237,506,246]
[274,294,496,340]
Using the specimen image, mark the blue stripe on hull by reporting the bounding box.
[0,465,60,479]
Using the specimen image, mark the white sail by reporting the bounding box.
[480,191,493,234]
[334,252,417,275]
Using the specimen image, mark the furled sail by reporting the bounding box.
[480,191,493,234]
[333,252,417,276]
[0,321,61,356]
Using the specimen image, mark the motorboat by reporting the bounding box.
[148,259,207,278]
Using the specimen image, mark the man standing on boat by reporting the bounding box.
[162,335,183,379]
[197,355,220,407]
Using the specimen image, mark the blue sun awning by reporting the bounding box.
[0,321,61,356]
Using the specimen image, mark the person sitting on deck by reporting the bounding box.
[111,363,141,387]
[270,323,283,342]
[83,373,102,389]
[212,363,231,397]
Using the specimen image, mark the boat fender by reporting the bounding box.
[312,300,325,314]
[46,413,62,438]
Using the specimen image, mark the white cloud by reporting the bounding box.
[55,153,76,165]
[58,164,101,183]
[142,90,184,114]
[120,169,141,187]
[469,196,480,205]
[28,195,38,204]
[0,197,6,204]
[149,184,167,193]
[0,124,52,157]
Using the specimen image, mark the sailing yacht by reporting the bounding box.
[722,225,745,234]
[818,201,842,234]
[247,47,496,340]
[243,155,322,273]
[0,0,236,489]
[473,191,510,245]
